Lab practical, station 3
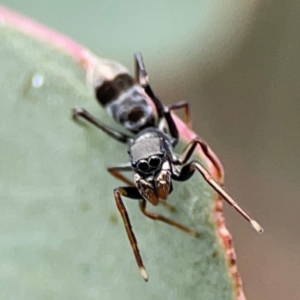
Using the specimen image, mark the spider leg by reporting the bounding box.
[139,199,199,237]
[173,137,224,184]
[72,107,132,144]
[114,186,148,281]
[134,52,179,146]
[172,161,263,234]
[167,100,192,129]
[107,163,134,186]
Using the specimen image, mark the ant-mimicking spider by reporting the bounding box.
[72,53,263,281]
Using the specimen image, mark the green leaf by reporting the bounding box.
[0,7,244,300]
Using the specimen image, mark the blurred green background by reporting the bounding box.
[2,1,299,299]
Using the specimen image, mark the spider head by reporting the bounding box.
[129,130,173,205]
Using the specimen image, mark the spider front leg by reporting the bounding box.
[172,161,263,234]
[114,186,148,281]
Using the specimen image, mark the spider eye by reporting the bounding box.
[137,160,149,172]
[149,156,161,168]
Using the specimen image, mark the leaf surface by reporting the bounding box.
[0,7,244,300]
